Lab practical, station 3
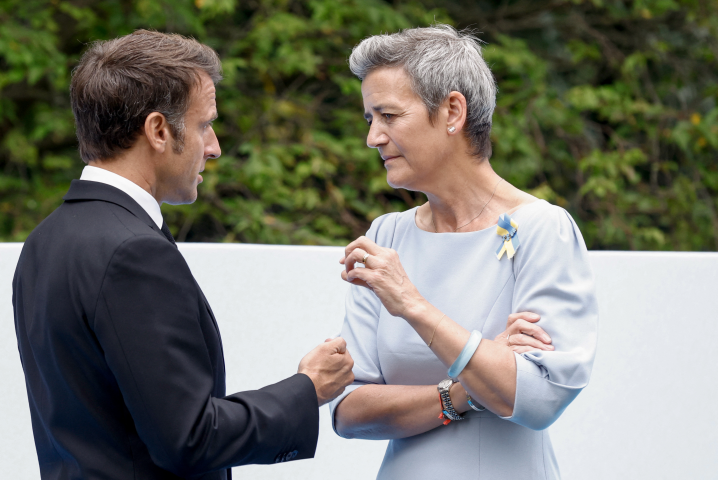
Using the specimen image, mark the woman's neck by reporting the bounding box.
[416,159,534,233]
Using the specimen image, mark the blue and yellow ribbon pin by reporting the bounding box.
[496,213,520,260]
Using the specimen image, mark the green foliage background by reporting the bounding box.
[1,0,717,250]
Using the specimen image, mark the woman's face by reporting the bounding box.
[361,67,449,191]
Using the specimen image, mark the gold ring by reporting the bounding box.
[361,253,370,264]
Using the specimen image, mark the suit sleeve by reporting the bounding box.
[91,234,318,476]
[500,206,599,430]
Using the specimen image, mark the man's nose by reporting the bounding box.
[205,127,221,159]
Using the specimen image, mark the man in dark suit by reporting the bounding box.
[12,30,354,479]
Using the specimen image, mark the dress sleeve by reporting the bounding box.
[328,214,396,434]
[500,205,599,430]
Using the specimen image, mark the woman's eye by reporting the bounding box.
[383,114,393,120]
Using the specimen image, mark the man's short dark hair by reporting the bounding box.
[70,30,222,163]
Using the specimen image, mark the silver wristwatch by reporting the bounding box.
[437,378,464,421]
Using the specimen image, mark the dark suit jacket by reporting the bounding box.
[13,180,319,479]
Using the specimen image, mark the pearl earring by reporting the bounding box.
[448,126,456,133]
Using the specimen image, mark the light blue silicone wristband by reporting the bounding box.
[447,330,483,380]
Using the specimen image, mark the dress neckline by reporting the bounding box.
[410,199,546,236]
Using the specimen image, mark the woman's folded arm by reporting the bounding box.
[334,383,462,440]
[497,206,599,430]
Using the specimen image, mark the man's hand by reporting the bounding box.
[298,337,355,406]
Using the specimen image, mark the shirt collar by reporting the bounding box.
[79,165,164,229]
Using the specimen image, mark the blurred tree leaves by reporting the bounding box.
[1,0,716,250]
[427,0,718,250]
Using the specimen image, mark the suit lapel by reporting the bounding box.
[194,281,226,366]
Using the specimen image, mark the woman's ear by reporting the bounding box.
[143,112,170,154]
[445,91,468,134]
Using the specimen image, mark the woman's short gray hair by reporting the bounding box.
[349,24,497,159]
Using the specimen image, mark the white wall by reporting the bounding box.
[2,244,717,479]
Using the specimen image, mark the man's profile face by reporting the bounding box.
[157,71,220,205]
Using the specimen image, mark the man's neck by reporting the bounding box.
[88,152,159,203]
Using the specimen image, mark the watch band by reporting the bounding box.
[437,378,464,423]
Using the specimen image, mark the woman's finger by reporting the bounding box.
[493,331,511,344]
[511,345,539,354]
[343,263,378,288]
[507,311,540,327]
[344,236,382,259]
[344,247,369,273]
[508,333,553,351]
[346,263,375,283]
[340,268,372,290]
[511,318,552,344]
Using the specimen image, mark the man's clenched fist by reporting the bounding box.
[298,337,354,406]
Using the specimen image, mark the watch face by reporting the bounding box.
[438,379,454,391]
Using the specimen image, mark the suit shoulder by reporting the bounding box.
[46,199,155,243]
[22,199,170,277]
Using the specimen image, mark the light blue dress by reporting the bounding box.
[329,200,598,479]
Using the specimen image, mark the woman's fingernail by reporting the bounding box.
[548,345,554,350]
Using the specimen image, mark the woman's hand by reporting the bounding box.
[340,236,424,319]
[494,312,553,354]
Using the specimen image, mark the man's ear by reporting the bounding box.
[143,112,170,154]
[445,91,468,133]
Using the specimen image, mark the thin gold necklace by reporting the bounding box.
[431,178,504,233]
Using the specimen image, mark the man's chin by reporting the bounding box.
[163,190,198,206]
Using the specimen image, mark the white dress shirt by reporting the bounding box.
[80,165,164,228]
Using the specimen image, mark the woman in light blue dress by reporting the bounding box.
[329,25,598,479]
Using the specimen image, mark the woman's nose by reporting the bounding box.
[366,123,389,149]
